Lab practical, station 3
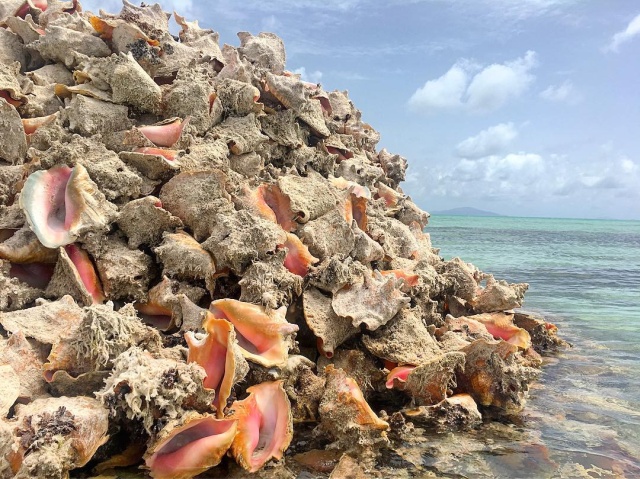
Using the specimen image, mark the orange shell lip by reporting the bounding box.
[385,365,416,389]
[64,244,104,304]
[281,233,318,277]
[209,299,298,367]
[0,91,26,108]
[134,147,180,161]
[22,113,58,135]
[472,312,532,350]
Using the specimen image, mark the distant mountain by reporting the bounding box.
[430,207,503,217]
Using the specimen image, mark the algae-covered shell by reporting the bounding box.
[145,412,238,479]
[13,396,109,478]
[19,163,118,249]
[228,380,293,473]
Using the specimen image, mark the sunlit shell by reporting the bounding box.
[0,329,48,401]
[277,171,338,224]
[186,313,249,415]
[45,244,104,306]
[379,269,420,291]
[332,271,410,331]
[27,25,111,68]
[19,164,118,248]
[385,365,416,389]
[470,275,528,313]
[209,299,298,367]
[469,312,532,350]
[282,232,318,277]
[229,380,293,473]
[138,117,190,147]
[375,181,403,207]
[0,364,20,417]
[238,32,286,74]
[0,97,28,164]
[243,183,296,232]
[145,412,237,479]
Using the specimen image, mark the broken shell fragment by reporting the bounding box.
[209,299,299,368]
[145,412,238,479]
[19,164,118,248]
[186,313,249,415]
[229,380,293,473]
[0,226,58,264]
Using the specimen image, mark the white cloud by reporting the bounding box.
[456,123,518,158]
[607,13,640,52]
[291,67,323,84]
[621,157,638,174]
[408,51,538,113]
[466,51,538,112]
[539,80,582,104]
[408,63,469,111]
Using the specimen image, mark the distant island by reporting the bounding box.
[430,207,504,217]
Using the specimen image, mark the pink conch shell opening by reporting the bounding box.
[473,312,532,350]
[380,270,420,288]
[64,244,105,304]
[209,299,298,367]
[146,415,237,479]
[246,184,296,232]
[138,117,190,147]
[186,314,238,415]
[385,365,416,389]
[229,381,293,473]
[282,233,318,277]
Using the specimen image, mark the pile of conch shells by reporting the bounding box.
[0,1,566,478]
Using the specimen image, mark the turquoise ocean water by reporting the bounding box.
[422,215,640,478]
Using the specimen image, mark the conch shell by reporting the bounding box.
[19,164,117,248]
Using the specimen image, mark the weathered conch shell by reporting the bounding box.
[0,97,28,164]
[185,313,249,415]
[144,412,238,479]
[209,299,298,367]
[466,312,532,350]
[229,380,293,472]
[138,117,191,147]
[19,163,118,248]
[282,232,319,277]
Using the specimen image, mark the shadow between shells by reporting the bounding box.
[0,1,567,478]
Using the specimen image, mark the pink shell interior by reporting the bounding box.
[134,147,179,161]
[138,117,190,147]
[282,233,318,277]
[209,299,298,366]
[185,316,234,413]
[65,244,104,304]
[20,165,83,249]
[386,365,416,389]
[146,417,237,479]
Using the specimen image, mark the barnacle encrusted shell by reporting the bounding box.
[299,209,355,260]
[0,260,46,312]
[13,396,109,479]
[277,170,338,224]
[63,94,132,136]
[229,380,293,473]
[238,32,286,74]
[388,352,466,406]
[19,163,118,248]
[332,270,410,331]
[27,25,111,68]
[116,196,183,249]
[0,295,83,345]
[210,113,269,155]
[464,312,532,350]
[303,287,358,359]
[456,339,538,413]
[209,299,298,368]
[0,330,48,401]
[0,98,28,164]
[98,346,215,434]
[0,62,28,107]
[159,169,231,241]
[318,365,388,447]
[186,314,249,415]
[402,393,482,431]
[0,226,58,264]
[469,275,528,313]
[238,251,302,309]
[362,307,441,365]
[144,412,238,479]
[154,230,216,293]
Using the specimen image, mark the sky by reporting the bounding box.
[81,0,640,220]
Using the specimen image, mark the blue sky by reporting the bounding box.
[82,1,640,220]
